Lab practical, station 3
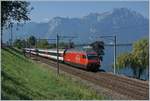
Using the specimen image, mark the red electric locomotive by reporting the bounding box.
[25,47,100,71]
[63,49,100,71]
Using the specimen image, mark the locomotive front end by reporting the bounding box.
[86,53,100,71]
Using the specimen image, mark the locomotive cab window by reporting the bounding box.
[87,54,98,60]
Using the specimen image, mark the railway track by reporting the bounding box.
[27,54,149,100]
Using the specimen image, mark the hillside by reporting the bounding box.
[1,48,103,100]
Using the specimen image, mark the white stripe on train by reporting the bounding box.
[25,48,65,54]
[38,49,65,53]
[28,51,63,61]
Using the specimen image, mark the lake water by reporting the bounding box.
[100,45,149,80]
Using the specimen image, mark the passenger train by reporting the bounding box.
[25,48,100,71]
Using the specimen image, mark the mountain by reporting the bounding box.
[3,8,149,44]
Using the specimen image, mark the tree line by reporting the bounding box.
[12,36,75,49]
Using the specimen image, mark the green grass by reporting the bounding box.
[1,48,103,100]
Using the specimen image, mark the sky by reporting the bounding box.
[29,1,149,23]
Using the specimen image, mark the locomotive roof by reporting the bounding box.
[66,47,96,53]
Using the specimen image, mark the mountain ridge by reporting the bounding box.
[3,8,148,44]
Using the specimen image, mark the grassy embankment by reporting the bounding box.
[1,48,103,100]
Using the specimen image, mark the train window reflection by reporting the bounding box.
[87,54,98,60]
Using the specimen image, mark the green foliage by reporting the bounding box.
[37,39,50,49]
[67,42,75,48]
[36,41,75,49]
[116,38,149,79]
[90,41,105,61]
[49,43,56,48]
[12,36,75,49]
[13,39,26,49]
[1,1,32,44]
[59,42,74,49]
[116,53,132,69]
[28,36,37,47]
[132,38,149,69]
[1,48,103,100]
[1,1,32,28]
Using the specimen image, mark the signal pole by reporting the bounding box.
[10,22,13,46]
[56,34,59,75]
[1,27,3,47]
[114,35,116,74]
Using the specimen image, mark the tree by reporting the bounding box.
[28,36,37,47]
[90,41,105,61]
[21,39,27,48]
[49,43,56,48]
[13,39,23,49]
[1,1,32,44]
[59,41,75,49]
[68,42,75,48]
[13,39,27,49]
[37,39,50,49]
[116,38,149,79]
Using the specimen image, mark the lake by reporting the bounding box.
[100,45,149,80]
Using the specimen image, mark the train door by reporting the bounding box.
[75,54,81,63]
